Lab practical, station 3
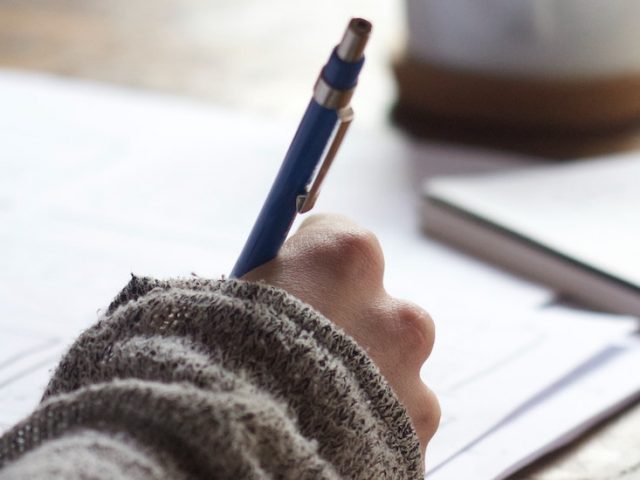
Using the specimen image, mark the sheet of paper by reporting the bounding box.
[0,355,62,433]
[1,69,638,480]
[0,327,65,432]
[429,334,640,480]
[424,307,637,473]
[379,231,638,469]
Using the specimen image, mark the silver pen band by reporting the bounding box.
[336,18,371,62]
[313,77,354,110]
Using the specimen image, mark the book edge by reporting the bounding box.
[422,196,640,317]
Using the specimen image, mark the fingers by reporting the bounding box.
[407,382,441,459]
[348,296,437,457]
[388,299,436,369]
[353,298,435,371]
[243,213,440,454]
[380,300,439,456]
[243,214,386,323]
[286,213,386,288]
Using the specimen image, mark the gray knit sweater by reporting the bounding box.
[0,276,423,479]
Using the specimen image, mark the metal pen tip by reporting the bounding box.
[336,18,372,62]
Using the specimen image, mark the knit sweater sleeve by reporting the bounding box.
[0,276,423,479]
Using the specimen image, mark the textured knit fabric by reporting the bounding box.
[0,276,423,479]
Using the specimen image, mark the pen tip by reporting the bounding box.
[337,18,372,62]
[350,18,372,35]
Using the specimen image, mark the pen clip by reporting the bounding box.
[296,106,354,213]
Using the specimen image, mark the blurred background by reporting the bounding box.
[0,0,402,125]
[1,1,639,479]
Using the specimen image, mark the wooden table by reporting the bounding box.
[1,1,638,478]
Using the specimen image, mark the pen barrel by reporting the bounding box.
[322,48,366,90]
[321,17,370,90]
[230,101,339,278]
[231,18,371,279]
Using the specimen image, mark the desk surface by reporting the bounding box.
[1,0,638,478]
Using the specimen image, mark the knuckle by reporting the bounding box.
[413,386,441,447]
[312,227,384,278]
[395,302,435,363]
[332,228,381,261]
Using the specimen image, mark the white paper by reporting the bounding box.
[428,335,640,480]
[0,70,637,480]
[422,304,637,471]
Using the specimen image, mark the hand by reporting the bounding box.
[242,214,440,460]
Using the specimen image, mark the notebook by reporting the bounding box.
[422,155,640,316]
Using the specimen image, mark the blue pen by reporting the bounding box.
[230,18,371,278]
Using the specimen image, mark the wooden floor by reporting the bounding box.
[1,1,639,478]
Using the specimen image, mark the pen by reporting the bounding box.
[230,18,372,278]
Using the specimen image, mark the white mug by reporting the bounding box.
[406,0,640,78]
